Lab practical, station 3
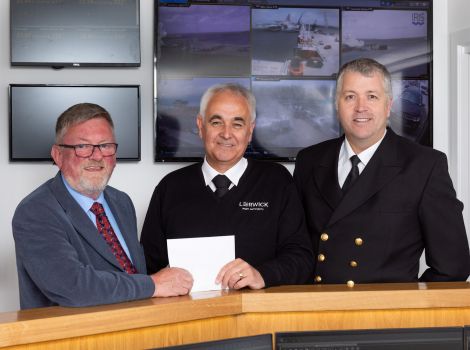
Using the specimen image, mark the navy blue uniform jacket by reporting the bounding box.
[294,129,470,284]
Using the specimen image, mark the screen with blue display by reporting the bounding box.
[155,0,432,162]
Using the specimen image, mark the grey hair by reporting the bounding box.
[199,83,256,122]
[55,103,114,143]
[335,58,393,109]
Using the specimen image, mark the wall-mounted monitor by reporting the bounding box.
[10,0,141,67]
[154,0,432,162]
[9,84,141,161]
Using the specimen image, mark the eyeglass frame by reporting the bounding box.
[57,143,118,158]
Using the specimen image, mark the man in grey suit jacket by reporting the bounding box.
[13,103,193,309]
[294,58,470,286]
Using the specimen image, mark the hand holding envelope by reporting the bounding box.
[167,235,265,293]
[150,267,193,297]
[215,258,265,290]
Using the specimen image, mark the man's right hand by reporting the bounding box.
[150,267,193,297]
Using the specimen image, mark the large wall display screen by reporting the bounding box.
[155,0,432,162]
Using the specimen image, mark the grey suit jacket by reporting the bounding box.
[12,172,155,309]
[294,129,470,284]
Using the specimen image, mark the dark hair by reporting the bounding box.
[55,103,114,143]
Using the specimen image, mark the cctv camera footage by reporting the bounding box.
[154,0,432,161]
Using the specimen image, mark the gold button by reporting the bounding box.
[347,280,355,288]
[355,238,363,246]
[320,233,329,241]
[350,260,358,268]
[314,275,322,283]
[317,254,326,262]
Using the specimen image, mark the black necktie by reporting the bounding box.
[212,174,231,198]
[342,155,361,194]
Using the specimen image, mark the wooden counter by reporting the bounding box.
[0,282,469,349]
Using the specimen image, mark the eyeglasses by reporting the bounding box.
[57,143,118,158]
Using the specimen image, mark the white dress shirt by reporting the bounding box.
[337,130,387,188]
[201,157,248,192]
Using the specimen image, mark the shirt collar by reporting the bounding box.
[341,129,387,167]
[201,157,248,187]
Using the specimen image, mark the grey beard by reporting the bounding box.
[78,174,110,198]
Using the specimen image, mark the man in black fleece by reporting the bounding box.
[141,83,314,290]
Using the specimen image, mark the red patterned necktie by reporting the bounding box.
[90,202,137,274]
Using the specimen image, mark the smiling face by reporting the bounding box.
[337,71,392,154]
[197,90,255,173]
[51,118,116,199]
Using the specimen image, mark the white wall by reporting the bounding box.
[448,0,470,33]
[0,1,464,312]
[447,0,470,235]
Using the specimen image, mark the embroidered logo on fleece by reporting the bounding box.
[239,201,269,211]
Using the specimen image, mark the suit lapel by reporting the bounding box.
[312,138,343,210]
[328,130,404,226]
[50,173,123,271]
[105,191,145,273]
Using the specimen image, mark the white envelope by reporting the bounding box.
[167,235,235,293]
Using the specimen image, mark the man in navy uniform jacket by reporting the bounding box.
[294,58,470,286]
[141,84,314,290]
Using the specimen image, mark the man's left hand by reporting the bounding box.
[215,258,265,290]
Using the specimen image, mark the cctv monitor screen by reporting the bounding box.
[9,84,141,161]
[276,327,463,350]
[10,0,140,67]
[341,9,429,78]
[156,77,250,160]
[252,7,340,77]
[155,0,432,162]
[251,78,339,158]
[156,4,251,77]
